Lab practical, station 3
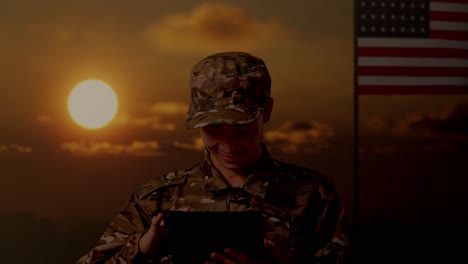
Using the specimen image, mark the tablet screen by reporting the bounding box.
[164,210,264,263]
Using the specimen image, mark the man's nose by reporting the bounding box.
[218,138,241,153]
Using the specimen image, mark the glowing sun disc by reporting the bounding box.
[68,80,119,129]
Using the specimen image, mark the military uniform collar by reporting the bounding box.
[200,144,276,199]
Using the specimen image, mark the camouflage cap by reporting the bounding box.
[186,51,271,128]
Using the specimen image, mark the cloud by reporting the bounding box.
[146,102,188,116]
[114,113,176,131]
[366,103,468,137]
[362,103,468,156]
[61,140,163,156]
[145,2,294,52]
[173,137,204,151]
[35,102,187,131]
[0,144,33,154]
[115,101,188,131]
[409,103,468,135]
[264,121,335,154]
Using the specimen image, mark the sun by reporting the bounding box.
[67,80,119,129]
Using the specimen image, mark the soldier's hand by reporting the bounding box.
[138,213,169,256]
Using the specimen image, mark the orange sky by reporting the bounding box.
[1,1,467,262]
[1,0,467,221]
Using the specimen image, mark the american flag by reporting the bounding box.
[356,0,468,94]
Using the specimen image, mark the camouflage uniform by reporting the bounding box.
[76,146,348,264]
[186,52,271,128]
[76,52,349,263]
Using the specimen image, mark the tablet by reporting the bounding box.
[164,210,264,263]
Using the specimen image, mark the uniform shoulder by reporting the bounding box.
[273,159,337,195]
[135,164,201,200]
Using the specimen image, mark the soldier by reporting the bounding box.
[77,52,349,264]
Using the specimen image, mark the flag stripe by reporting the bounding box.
[357,0,468,94]
[358,47,468,58]
[431,21,468,31]
[359,76,468,86]
[359,66,468,76]
[431,11,468,22]
[359,85,468,94]
[431,2,468,13]
[431,29,468,40]
[359,57,468,67]
[358,38,468,49]
[431,0,468,4]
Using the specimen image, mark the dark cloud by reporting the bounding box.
[194,3,256,41]
[264,120,334,154]
[113,101,188,131]
[284,121,315,131]
[366,103,468,137]
[0,144,32,154]
[145,2,294,52]
[173,137,204,152]
[362,103,468,156]
[410,103,468,135]
[114,113,176,131]
[146,102,188,116]
[61,140,164,157]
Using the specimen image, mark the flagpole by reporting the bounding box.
[353,0,360,227]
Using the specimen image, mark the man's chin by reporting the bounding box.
[218,159,247,171]
[219,161,243,170]
[211,153,250,171]
[218,153,242,164]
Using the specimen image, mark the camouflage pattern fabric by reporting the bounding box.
[186,52,271,128]
[76,145,349,264]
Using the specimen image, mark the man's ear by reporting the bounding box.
[263,97,274,124]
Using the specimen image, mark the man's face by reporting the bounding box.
[200,116,265,172]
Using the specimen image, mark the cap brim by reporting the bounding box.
[186,108,262,129]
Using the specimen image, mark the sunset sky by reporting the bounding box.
[1,0,467,262]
